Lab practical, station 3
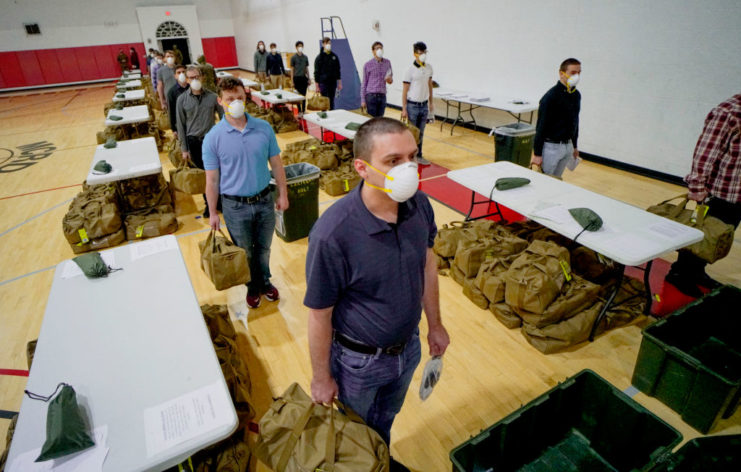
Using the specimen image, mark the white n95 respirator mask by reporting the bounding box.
[364,160,419,202]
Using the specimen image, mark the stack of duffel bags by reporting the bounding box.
[62,183,125,254]
[117,173,178,241]
[434,219,646,353]
[282,137,361,197]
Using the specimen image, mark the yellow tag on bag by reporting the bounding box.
[343,179,350,191]
[136,225,144,238]
[560,260,572,282]
[78,228,89,244]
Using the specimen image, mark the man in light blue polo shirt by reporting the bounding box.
[203,77,289,308]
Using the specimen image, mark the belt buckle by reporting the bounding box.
[385,343,404,356]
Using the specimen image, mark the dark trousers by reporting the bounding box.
[671,196,741,275]
[320,81,337,110]
[365,93,387,117]
[293,76,309,112]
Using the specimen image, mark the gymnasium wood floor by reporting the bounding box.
[1,72,739,471]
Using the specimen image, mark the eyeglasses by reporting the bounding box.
[186,75,200,80]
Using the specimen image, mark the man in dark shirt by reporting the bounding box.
[266,43,285,90]
[306,117,449,471]
[314,37,342,110]
[167,64,188,134]
[290,41,310,113]
[532,58,582,177]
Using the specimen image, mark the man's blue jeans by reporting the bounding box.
[221,192,275,295]
[331,332,421,445]
[406,100,428,157]
[365,93,387,117]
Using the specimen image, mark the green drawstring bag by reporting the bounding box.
[569,207,603,242]
[25,383,95,462]
[495,177,530,191]
[317,111,328,119]
[275,93,283,99]
[72,252,121,278]
[115,93,125,98]
[345,122,362,131]
[92,160,112,174]
[103,137,117,149]
[260,91,270,95]
[114,104,124,110]
[108,115,123,121]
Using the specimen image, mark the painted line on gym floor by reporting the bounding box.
[622,385,639,398]
[0,368,29,377]
[0,264,56,287]
[0,198,74,239]
[0,184,82,201]
[0,410,18,419]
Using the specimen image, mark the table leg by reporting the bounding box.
[466,103,477,132]
[643,259,654,315]
[464,191,506,222]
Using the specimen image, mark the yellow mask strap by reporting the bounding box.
[362,160,395,181]
[365,181,391,193]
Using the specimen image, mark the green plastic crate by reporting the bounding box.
[272,163,321,242]
[450,369,682,472]
[649,434,741,471]
[493,123,535,167]
[631,286,741,433]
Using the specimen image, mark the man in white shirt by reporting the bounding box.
[401,41,434,165]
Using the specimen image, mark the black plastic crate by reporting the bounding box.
[649,434,741,471]
[632,286,741,433]
[450,369,682,472]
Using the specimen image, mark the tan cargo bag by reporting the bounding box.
[199,230,251,290]
[124,204,178,240]
[504,240,571,314]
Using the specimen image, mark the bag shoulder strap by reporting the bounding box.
[275,402,315,472]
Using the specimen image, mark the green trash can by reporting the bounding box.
[493,122,535,167]
[271,163,321,242]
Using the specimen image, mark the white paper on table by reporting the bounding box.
[62,252,116,279]
[129,236,178,261]
[647,220,698,241]
[8,426,109,472]
[129,163,160,174]
[529,205,573,224]
[143,381,233,457]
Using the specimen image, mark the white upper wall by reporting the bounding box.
[229,0,741,177]
[0,0,235,51]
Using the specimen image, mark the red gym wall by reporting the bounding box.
[0,36,238,91]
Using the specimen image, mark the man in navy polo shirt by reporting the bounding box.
[305,117,450,471]
[203,77,289,308]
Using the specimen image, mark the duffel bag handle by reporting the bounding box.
[275,402,316,472]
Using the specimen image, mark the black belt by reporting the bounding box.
[222,186,271,204]
[545,138,570,144]
[407,99,428,106]
[333,331,406,356]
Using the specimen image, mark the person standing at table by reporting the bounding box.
[150,51,162,93]
[314,37,342,110]
[291,41,310,114]
[361,41,393,117]
[306,117,450,472]
[254,41,268,82]
[666,93,741,297]
[117,49,129,73]
[203,77,289,309]
[532,58,582,178]
[401,41,434,165]
[266,43,285,90]
[167,64,189,136]
[129,47,140,71]
[177,65,224,218]
[157,50,177,110]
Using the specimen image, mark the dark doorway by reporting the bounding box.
[160,38,191,64]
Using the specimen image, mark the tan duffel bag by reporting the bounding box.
[490,303,522,329]
[124,204,178,240]
[514,275,601,328]
[169,160,207,194]
[307,94,330,111]
[504,240,571,314]
[63,197,122,245]
[462,276,489,310]
[647,194,735,263]
[199,230,251,290]
[521,300,605,354]
[157,110,170,130]
[255,382,389,472]
[324,171,361,196]
[70,228,126,254]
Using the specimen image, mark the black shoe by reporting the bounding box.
[665,270,703,298]
[390,457,410,472]
[203,207,210,218]
[696,272,722,290]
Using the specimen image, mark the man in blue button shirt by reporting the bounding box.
[305,117,450,471]
[203,77,289,308]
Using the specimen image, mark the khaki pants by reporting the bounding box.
[268,74,282,89]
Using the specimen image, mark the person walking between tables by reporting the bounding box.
[254,41,268,82]
[291,41,311,114]
[401,41,434,165]
[176,66,224,218]
[306,117,450,472]
[314,37,342,110]
[203,77,289,309]
[362,41,393,117]
[266,43,286,90]
[532,58,582,178]
[157,50,177,110]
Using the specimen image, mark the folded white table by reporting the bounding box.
[216,71,233,78]
[116,79,142,90]
[253,88,305,107]
[435,87,538,135]
[121,73,142,80]
[106,104,150,127]
[86,137,161,185]
[447,161,704,330]
[241,77,258,88]
[303,109,371,141]
[6,236,238,472]
[112,89,146,103]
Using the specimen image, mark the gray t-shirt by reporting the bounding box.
[290,53,309,78]
[304,182,437,347]
[157,65,176,95]
[253,50,267,72]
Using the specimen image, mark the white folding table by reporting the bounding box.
[112,89,146,103]
[303,109,371,141]
[86,137,161,185]
[435,87,538,134]
[6,236,238,471]
[241,77,258,88]
[121,73,142,80]
[116,79,143,90]
[216,71,234,79]
[448,162,704,332]
[253,89,305,109]
[106,104,150,127]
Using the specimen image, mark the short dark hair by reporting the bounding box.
[372,41,383,50]
[218,77,245,96]
[322,37,331,45]
[560,58,581,72]
[175,64,186,72]
[413,41,427,53]
[164,50,174,56]
[295,40,304,47]
[354,117,411,162]
[270,42,277,48]
[256,41,264,49]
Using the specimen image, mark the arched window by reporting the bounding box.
[156,21,188,38]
